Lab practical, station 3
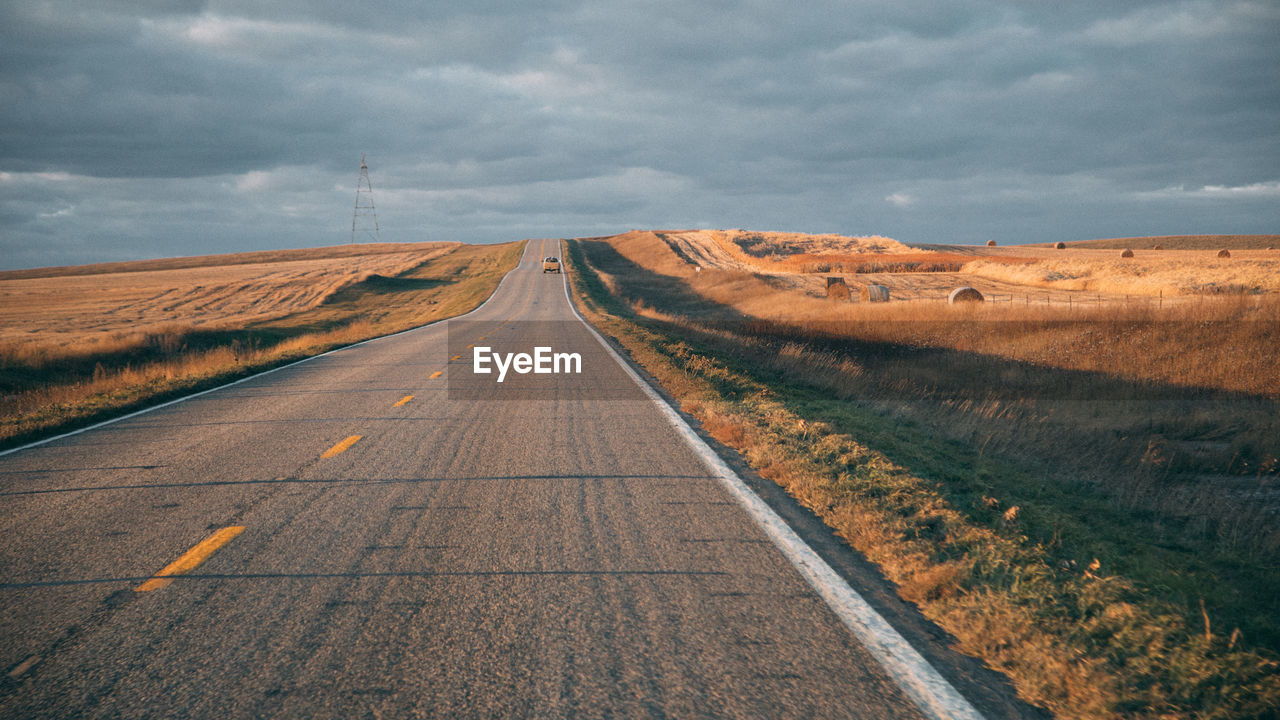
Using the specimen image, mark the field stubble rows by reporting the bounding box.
[0,243,460,351]
[0,241,524,449]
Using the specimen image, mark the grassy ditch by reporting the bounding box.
[0,241,524,450]
[562,237,1280,719]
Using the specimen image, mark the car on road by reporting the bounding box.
[542,256,561,273]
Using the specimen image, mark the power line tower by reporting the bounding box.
[351,153,381,243]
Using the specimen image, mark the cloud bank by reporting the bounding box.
[2,1,1277,268]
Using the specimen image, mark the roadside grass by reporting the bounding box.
[0,241,524,450]
[563,236,1280,719]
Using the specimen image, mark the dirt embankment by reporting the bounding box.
[595,230,1072,304]
[631,230,1280,302]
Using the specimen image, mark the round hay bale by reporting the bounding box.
[827,282,851,301]
[1054,241,1067,250]
[1153,244,1163,250]
[860,284,890,303]
[986,240,997,247]
[949,286,984,304]
[1217,249,1231,258]
[1121,248,1134,258]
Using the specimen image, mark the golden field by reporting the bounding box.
[647,229,1280,304]
[0,241,523,448]
[566,230,1279,719]
[962,252,1280,297]
[0,242,459,353]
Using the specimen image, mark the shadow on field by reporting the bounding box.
[577,239,752,323]
[323,273,452,302]
[576,235,1280,652]
[0,274,463,394]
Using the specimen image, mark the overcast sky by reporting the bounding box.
[2,1,1278,269]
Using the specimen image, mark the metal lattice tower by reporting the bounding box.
[351,153,381,243]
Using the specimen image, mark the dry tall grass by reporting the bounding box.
[593,233,1280,397]
[566,233,1280,718]
[590,229,1280,491]
[0,320,378,421]
[769,298,1280,398]
[0,241,523,448]
[962,253,1280,297]
[590,232,1279,390]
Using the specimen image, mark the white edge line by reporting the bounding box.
[558,238,986,720]
[0,240,532,459]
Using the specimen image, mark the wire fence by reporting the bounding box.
[981,292,1166,308]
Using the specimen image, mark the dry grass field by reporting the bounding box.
[566,230,1280,719]
[1052,234,1280,251]
[658,229,930,273]
[0,242,458,353]
[962,250,1280,297]
[649,230,1280,304]
[0,241,523,448]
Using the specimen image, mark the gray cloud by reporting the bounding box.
[2,0,1278,268]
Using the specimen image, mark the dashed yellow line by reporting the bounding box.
[136,526,245,592]
[394,395,414,407]
[450,355,461,361]
[429,371,443,379]
[322,435,363,458]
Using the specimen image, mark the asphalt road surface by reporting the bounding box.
[2,239,965,718]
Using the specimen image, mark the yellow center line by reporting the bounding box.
[451,355,461,361]
[136,526,245,592]
[429,371,443,379]
[394,395,414,407]
[321,435,363,458]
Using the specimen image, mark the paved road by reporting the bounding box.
[1,239,936,718]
